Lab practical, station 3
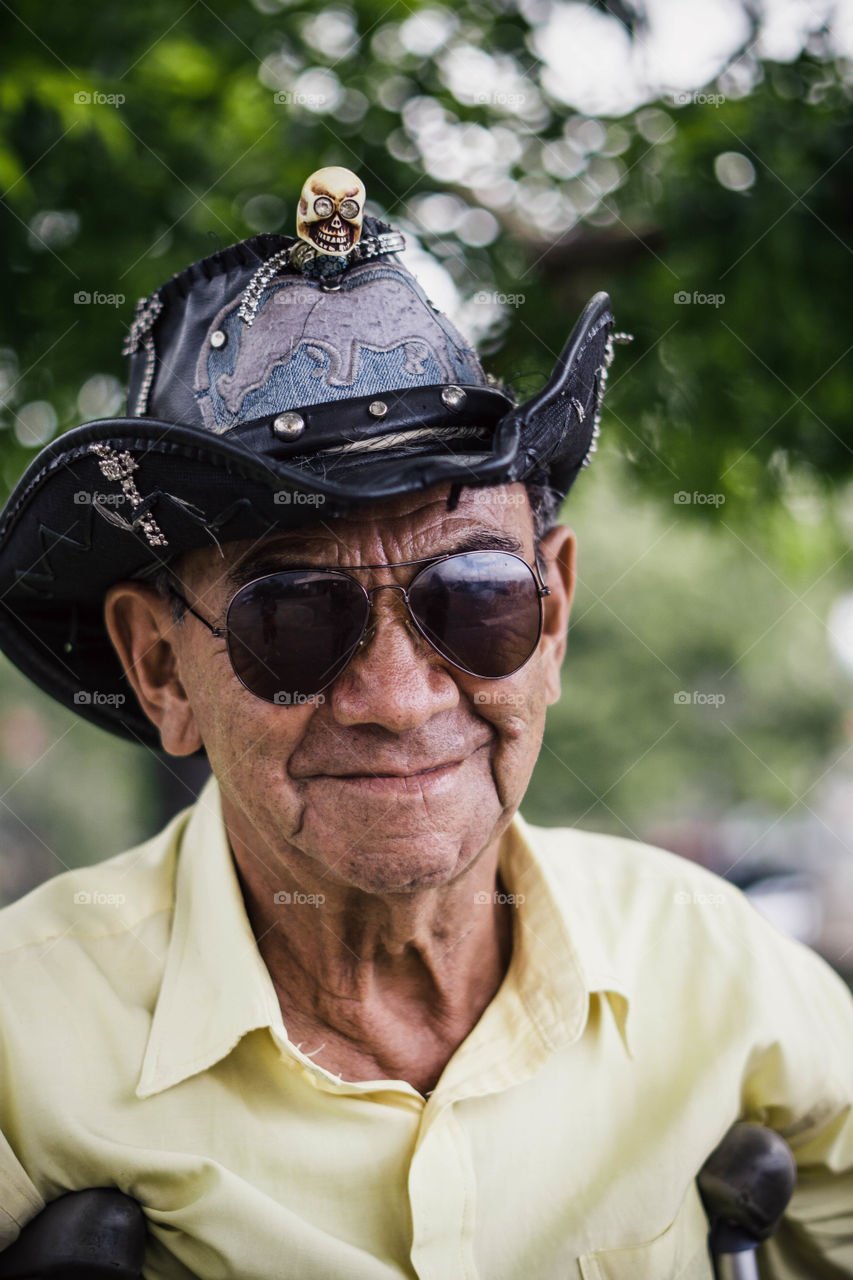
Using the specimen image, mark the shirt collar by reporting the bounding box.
[136,773,282,1098]
[137,778,632,1099]
[497,812,633,1059]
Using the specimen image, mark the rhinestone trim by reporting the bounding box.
[88,443,168,548]
[581,329,633,469]
[122,294,163,417]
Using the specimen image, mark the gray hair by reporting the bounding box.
[524,478,562,545]
[129,557,186,622]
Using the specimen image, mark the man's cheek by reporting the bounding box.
[472,686,539,735]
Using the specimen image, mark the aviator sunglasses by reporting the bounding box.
[167,549,551,704]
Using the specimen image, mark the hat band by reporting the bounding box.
[225,384,514,461]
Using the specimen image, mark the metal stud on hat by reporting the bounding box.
[441,385,467,411]
[273,412,305,438]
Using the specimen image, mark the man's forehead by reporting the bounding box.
[179,483,534,585]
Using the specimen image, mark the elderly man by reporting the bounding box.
[0,168,851,1279]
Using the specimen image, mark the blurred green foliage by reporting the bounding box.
[527,448,852,834]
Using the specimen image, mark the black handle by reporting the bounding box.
[699,1121,797,1255]
[0,1188,146,1279]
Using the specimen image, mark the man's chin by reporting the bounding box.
[300,821,498,898]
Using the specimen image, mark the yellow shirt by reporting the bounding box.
[0,773,851,1279]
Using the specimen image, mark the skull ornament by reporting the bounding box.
[296,167,365,257]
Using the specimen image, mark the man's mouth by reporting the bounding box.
[335,760,460,778]
[316,760,465,790]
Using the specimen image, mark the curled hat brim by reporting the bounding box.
[0,292,614,749]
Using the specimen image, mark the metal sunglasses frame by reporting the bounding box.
[165,549,552,700]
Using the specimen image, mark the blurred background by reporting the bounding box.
[1,0,852,982]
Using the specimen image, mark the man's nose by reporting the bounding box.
[328,586,459,730]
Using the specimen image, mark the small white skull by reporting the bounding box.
[296,167,365,256]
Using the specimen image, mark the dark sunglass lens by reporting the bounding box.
[226,573,367,702]
[408,552,542,678]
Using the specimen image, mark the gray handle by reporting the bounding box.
[715,1253,761,1280]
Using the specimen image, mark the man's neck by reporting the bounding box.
[228,829,514,1096]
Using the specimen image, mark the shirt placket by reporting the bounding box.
[408,1100,479,1280]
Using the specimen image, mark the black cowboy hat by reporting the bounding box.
[0,169,618,750]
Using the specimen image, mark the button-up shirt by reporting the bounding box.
[0,773,851,1278]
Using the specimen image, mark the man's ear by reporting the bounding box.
[103,583,203,757]
[535,525,576,706]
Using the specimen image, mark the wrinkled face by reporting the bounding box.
[296,166,365,256]
[152,483,574,898]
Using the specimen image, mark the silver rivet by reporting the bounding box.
[441,385,467,411]
[210,329,227,349]
[273,412,305,438]
[368,401,388,418]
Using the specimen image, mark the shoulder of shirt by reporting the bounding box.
[510,810,797,975]
[0,803,193,958]
[512,811,738,896]
[510,811,853,997]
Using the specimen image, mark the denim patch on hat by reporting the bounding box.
[194,261,487,434]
